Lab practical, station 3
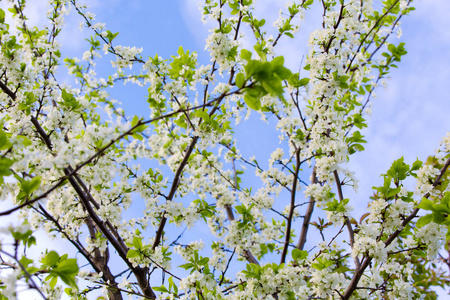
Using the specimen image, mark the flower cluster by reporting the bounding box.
[1,0,448,300]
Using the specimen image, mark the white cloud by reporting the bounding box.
[347,0,450,224]
[180,0,211,49]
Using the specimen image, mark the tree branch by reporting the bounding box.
[152,136,199,250]
[281,148,301,264]
[333,170,359,269]
[297,166,318,250]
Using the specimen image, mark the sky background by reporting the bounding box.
[1,0,450,298]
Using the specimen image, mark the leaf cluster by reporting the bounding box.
[236,50,292,110]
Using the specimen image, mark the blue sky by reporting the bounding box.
[1,0,450,297]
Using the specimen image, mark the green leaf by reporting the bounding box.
[54,273,76,289]
[432,203,450,214]
[386,187,401,198]
[58,89,82,112]
[105,30,119,43]
[0,9,5,23]
[10,228,34,247]
[241,49,252,61]
[19,256,34,269]
[126,249,141,259]
[235,72,245,88]
[41,251,60,267]
[179,262,194,270]
[410,158,423,178]
[41,251,79,289]
[194,110,209,121]
[312,257,334,270]
[18,92,35,115]
[130,116,148,134]
[292,249,308,261]
[0,157,14,185]
[284,32,294,38]
[433,212,446,224]
[387,157,410,182]
[0,129,12,150]
[298,78,310,87]
[169,276,178,294]
[131,115,139,127]
[49,276,58,289]
[153,286,169,293]
[302,0,314,8]
[56,259,79,275]
[244,92,261,111]
[17,135,32,147]
[418,198,434,211]
[21,176,41,195]
[132,133,143,140]
[198,257,209,265]
[169,46,197,83]
[53,259,79,288]
[324,198,349,213]
[271,56,284,67]
[133,236,143,250]
[441,192,450,207]
[27,235,36,248]
[17,176,41,203]
[411,158,423,172]
[61,89,74,103]
[287,74,310,88]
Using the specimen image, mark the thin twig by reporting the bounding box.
[333,170,359,269]
[280,148,301,264]
[297,166,318,250]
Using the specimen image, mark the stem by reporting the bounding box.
[152,137,199,250]
[230,158,259,265]
[297,166,318,250]
[280,149,301,264]
[333,170,359,269]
